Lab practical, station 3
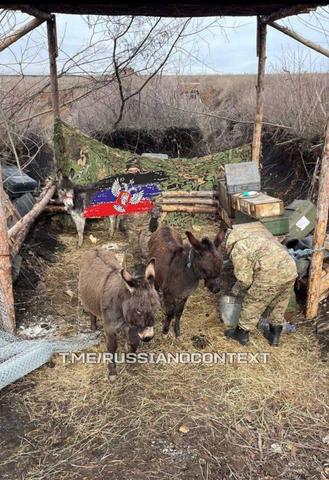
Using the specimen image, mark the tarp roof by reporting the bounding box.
[0,1,327,17]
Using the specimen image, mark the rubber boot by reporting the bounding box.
[224,325,250,346]
[263,324,283,347]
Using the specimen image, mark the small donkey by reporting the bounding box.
[56,169,118,246]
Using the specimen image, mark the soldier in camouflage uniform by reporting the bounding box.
[224,229,298,347]
[125,157,159,276]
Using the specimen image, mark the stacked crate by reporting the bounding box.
[218,162,288,235]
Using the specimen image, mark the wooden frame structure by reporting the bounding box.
[0,1,328,331]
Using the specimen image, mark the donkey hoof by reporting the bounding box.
[107,373,117,383]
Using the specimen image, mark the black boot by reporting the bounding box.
[263,324,283,347]
[224,325,250,346]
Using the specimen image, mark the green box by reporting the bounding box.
[285,200,316,239]
[235,211,289,235]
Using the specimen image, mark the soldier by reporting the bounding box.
[223,229,298,347]
[125,157,159,276]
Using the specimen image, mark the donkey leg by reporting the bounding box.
[173,298,188,338]
[105,332,118,381]
[162,293,175,335]
[72,212,86,247]
[108,216,117,239]
[90,314,97,331]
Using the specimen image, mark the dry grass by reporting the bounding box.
[1,222,329,480]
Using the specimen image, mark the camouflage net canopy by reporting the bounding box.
[54,120,251,189]
[54,120,251,227]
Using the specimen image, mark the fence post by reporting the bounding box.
[306,119,329,319]
[0,165,15,332]
[252,18,267,166]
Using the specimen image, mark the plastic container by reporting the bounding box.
[219,295,242,327]
[2,165,38,196]
[285,200,316,239]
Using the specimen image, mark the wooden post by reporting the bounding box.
[0,16,45,53]
[306,119,329,319]
[47,15,60,122]
[0,165,15,332]
[251,18,267,166]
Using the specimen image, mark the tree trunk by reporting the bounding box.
[306,119,329,319]
[9,182,56,257]
[0,166,15,332]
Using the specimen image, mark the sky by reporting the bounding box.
[0,9,328,75]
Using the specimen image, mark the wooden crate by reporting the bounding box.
[230,193,242,211]
[238,193,284,219]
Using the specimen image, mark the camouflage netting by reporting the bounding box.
[54,120,251,190]
[54,120,251,228]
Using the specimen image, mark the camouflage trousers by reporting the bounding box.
[238,280,295,332]
[125,212,152,267]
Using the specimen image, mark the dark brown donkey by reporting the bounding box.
[149,226,223,337]
[79,247,160,380]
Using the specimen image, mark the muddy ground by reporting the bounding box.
[0,216,329,480]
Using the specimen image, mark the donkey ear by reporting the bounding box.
[186,231,202,251]
[145,258,156,285]
[121,269,137,292]
[214,230,226,248]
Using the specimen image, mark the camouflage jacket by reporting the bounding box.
[226,230,297,288]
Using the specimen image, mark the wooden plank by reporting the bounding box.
[251,19,267,166]
[161,190,218,198]
[158,198,219,206]
[306,119,329,319]
[160,205,217,214]
[21,4,52,19]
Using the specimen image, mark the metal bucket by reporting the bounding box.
[219,295,242,327]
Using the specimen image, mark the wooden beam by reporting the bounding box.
[268,21,329,59]
[0,16,45,53]
[0,166,15,332]
[306,119,329,319]
[47,15,60,123]
[9,181,56,257]
[160,205,217,214]
[21,4,52,20]
[261,5,316,23]
[159,198,219,206]
[161,190,218,198]
[251,18,267,166]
